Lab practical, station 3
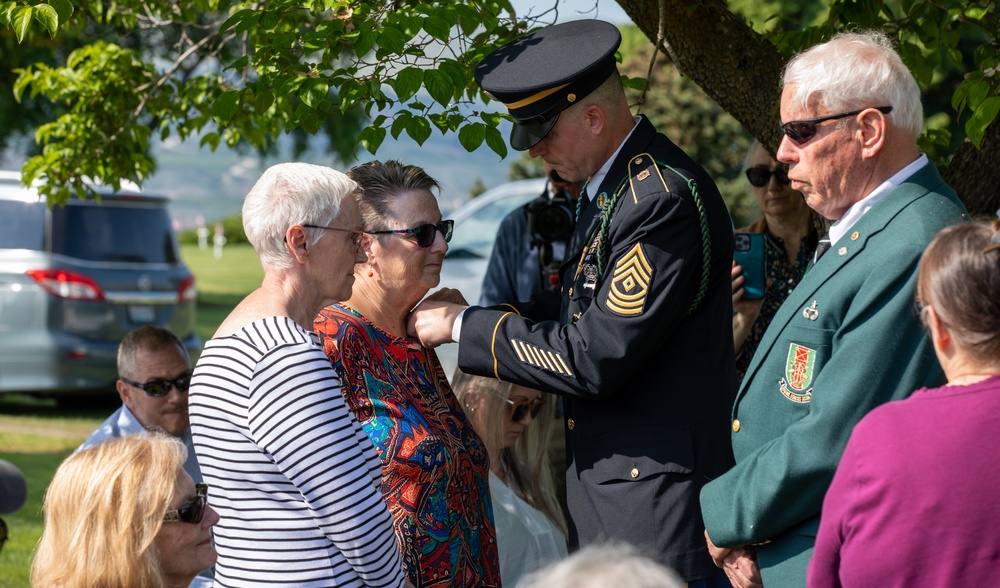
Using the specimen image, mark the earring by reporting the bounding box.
[367,264,374,278]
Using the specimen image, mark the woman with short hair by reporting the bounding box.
[315,160,500,587]
[188,162,407,587]
[32,434,218,588]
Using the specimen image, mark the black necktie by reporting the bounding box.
[809,236,831,271]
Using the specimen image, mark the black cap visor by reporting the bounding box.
[510,113,560,151]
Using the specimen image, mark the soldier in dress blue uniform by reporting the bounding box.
[408,20,736,586]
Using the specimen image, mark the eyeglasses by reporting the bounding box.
[781,106,893,145]
[368,220,454,248]
[302,224,364,251]
[745,166,790,187]
[505,397,543,422]
[163,484,208,524]
[120,372,192,397]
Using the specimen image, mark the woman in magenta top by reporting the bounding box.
[808,221,1000,587]
[315,160,500,588]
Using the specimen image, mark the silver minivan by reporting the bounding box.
[0,171,199,403]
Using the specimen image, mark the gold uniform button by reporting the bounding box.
[568,287,574,296]
[630,467,640,479]
[851,231,860,241]
[567,418,575,431]
[732,419,741,432]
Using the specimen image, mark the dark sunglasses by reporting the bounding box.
[163,483,208,524]
[120,372,192,397]
[781,106,893,145]
[505,397,543,422]
[368,220,454,248]
[745,166,790,187]
[301,224,363,252]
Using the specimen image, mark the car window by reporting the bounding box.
[51,202,179,263]
[447,194,537,259]
[0,200,45,250]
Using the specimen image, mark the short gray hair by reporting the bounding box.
[783,30,923,139]
[242,162,359,271]
[518,543,684,588]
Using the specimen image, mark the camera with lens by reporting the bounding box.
[526,171,577,245]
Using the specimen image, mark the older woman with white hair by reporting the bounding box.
[188,162,408,587]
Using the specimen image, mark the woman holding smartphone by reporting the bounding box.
[732,141,821,381]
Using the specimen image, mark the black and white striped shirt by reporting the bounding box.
[189,316,405,587]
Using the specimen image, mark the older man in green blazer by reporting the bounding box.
[699,30,969,587]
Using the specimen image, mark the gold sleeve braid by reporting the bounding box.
[491,312,516,380]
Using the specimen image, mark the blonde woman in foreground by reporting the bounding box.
[32,434,218,588]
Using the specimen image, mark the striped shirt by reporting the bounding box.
[189,316,405,587]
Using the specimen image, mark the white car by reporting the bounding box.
[434,177,546,377]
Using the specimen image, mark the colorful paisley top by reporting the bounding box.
[315,304,501,588]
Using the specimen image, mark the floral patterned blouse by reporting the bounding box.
[736,220,818,382]
[315,304,501,587]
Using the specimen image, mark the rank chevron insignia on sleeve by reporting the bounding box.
[605,242,653,316]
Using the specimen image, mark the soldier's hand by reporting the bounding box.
[424,287,468,305]
[407,298,466,348]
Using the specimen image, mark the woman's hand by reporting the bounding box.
[732,262,765,355]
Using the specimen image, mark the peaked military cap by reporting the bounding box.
[475,19,622,151]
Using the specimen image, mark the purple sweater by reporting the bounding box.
[808,374,1000,587]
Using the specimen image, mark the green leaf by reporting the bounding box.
[458,123,486,151]
[963,5,989,20]
[200,132,221,150]
[211,91,240,124]
[259,10,280,30]
[394,67,423,103]
[12,5,32,43]
[423,15,452,41]
[406,117,432,145]
[359,126,386,154]
[32,3,57,36]
[484,125,508,159]
[50,0,72,23]
[390,111,411,139]
[379,26,407,55]
[299,79,329,109]
[255,88,274,113]
[621,75,647,91]
[967,78,990,111]
[966,96,1000,148]
[357,30,377,57]
[424,69,454,106]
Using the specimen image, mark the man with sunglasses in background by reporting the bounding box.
[81,326,199,480]
[699,31,969,588]
[410,19,737,587]
[80,325,212,586]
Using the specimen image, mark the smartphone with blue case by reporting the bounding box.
[733,232,765,300]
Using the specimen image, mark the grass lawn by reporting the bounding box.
[0,243,262,587]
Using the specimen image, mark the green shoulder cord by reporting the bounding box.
[586,159,711,317]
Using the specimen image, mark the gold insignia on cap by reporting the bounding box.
[606,242,653,316]
[567,93,576,103]
[504,83,571,109]
[509,338,574,377]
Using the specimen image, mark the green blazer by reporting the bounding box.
[699,162,968,586]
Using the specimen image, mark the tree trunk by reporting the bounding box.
[617,0,999,218]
